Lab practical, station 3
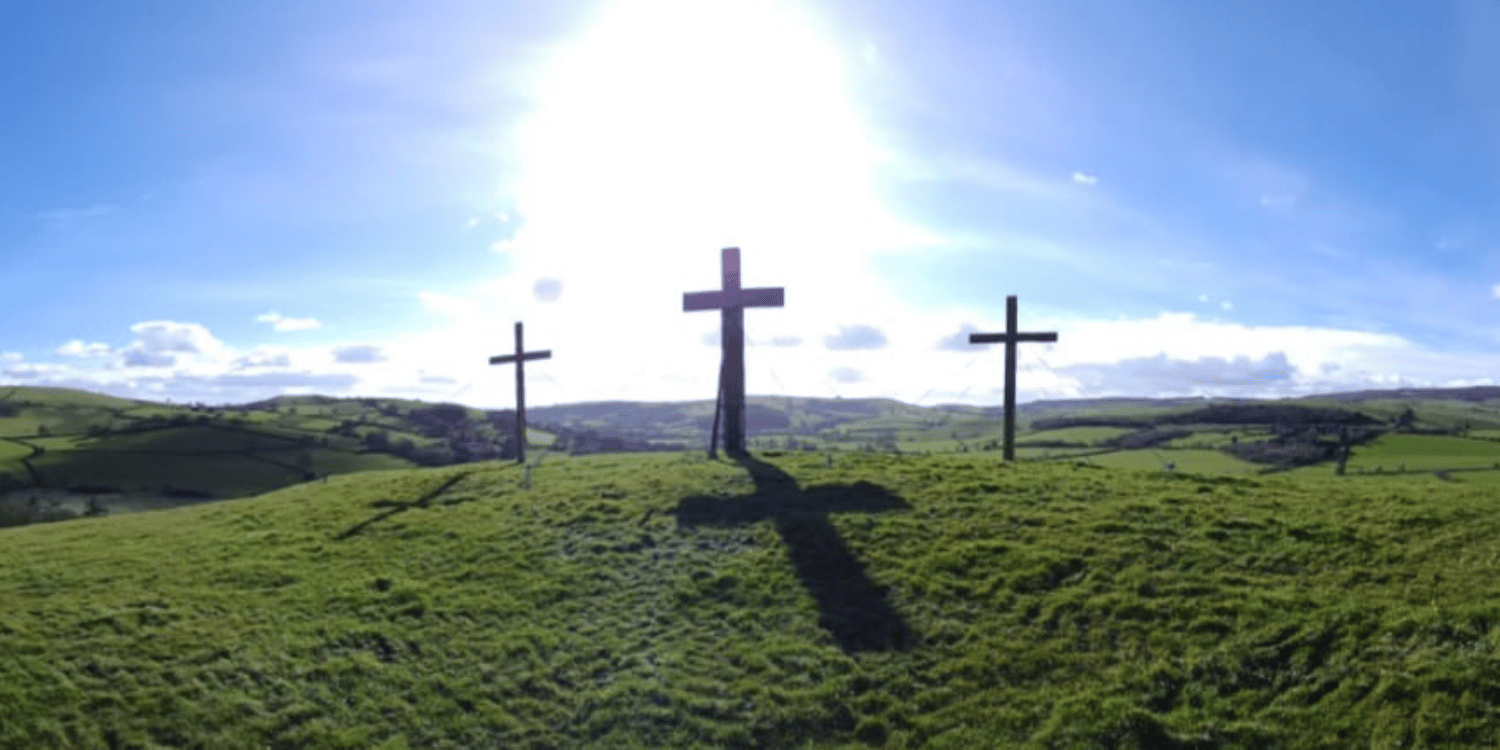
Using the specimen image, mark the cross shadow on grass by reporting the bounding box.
[334,471,476,541]
[676,452,918,653]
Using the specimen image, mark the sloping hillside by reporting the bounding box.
[2,453,1499,747]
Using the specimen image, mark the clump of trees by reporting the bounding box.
[1157,404,1380,427]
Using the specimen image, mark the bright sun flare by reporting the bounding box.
[510,0,898,298]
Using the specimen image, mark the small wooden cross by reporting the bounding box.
[488,321,552,465]
[684,247,785,457]
[969,295,1058,461]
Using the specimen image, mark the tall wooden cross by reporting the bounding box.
[488,321,552,464]
[684,247,784,457]
[969,295,1058,462]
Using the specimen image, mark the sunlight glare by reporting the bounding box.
[508,0,902,309]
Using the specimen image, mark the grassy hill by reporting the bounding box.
[4,451,1500,747]
[0,387,577,526]
[18,383,1500,531]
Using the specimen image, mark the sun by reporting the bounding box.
[507,0,896,301]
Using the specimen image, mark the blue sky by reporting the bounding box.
[5,0,1500,408]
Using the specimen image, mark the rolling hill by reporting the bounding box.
[11,383,1500,529]
[3,452,1500,746]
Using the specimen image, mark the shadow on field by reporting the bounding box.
[335,472,475,540]
[676,453,918,653]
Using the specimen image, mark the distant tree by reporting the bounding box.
[36,424,49,437]
[1394,407,1417,430]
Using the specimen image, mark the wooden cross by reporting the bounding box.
[684,247,784,457]
[969,295,1058,461]
[488,321,552,464]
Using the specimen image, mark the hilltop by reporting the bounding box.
[2,452,1499,746]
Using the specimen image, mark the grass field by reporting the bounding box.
[5,453,1500,746]
[1079,448,1261,475]
[1345,434,1500,472]
[1018,426,1135,445]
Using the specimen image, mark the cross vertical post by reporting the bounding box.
[969,295,1058,462]
[684,247,785,456]
[488,321,552,465]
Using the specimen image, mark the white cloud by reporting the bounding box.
[256,312,323,332]
[1,352,23,364]
[3,363,68,380]
[233,349,293,369]
[124,350,176,368]
[1492,283,1500,299]
[129,321,223,355]
[1062,352,1294,392]
[935,323,984,351]
[332,344,387,363]
[55,341,114,358]
[823,324,888,350]
[1221,301,1233,311]
[1071,171,1098,186]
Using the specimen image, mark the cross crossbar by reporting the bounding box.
[489,351,553,365]
[683,287,785,311]
[968,332,1058,344]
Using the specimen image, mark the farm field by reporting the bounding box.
[5,452,1500,746]
[1018,426,1134,445]
[1077,448,1261,474]
[1345,434,1500,472]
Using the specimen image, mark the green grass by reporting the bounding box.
[1019,426,1135,445]
[1163,428,1275,449]
[0,440,34,462]
[1346,434,1500,472]
[75,426,302,454]
[1082,449,1260,474]
[28,452,304,496]
[5,453,1500,746]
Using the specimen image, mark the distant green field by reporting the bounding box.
[75,426,303,454]
[1083,448,1260,474]
[1163,428,1275,449]
[1346,434,1500,472]
[29,452,303,496]
[1020,426,1134,445]
[0,416,47,437]
[1012,445,1101,460]
[289,417,341,431]
[0,440,34,462]
[257,448,416,477]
